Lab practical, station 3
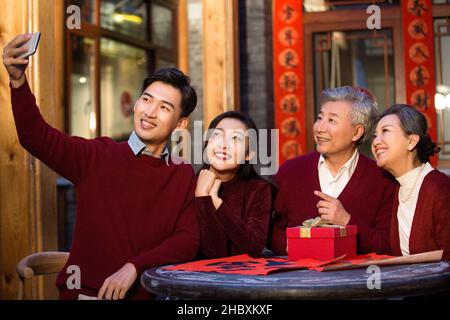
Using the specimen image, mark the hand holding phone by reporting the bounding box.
[18,32,40,59]
[2,33,40,88]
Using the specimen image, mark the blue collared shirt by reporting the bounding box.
[127,131,170,165]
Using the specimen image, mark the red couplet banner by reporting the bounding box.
[401,0,437,165]
[273,0,306,165]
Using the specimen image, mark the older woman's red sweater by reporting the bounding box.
[390,170,450,260]
[10,80,199,299]
[269,152,397,255]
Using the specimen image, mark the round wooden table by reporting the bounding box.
[142,261,450,299]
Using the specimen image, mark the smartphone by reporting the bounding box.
[18,32,41,59]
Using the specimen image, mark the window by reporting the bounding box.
[100,0,149,39]
[70,0,96,23]
[304,5,402,154]
[312,29,395,157]
[60,0,178,250]
[151,3,175,49]
[100,39,148,140]
[65,0,178,140]
[69,35,96,138]
[433,0,450,4]
[313,30,395,115]
[433,3,450,165]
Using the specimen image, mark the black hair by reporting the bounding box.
[202,111,279,254]
[141,67,197,118]
[202,111,261,181]
[376,104,440,163]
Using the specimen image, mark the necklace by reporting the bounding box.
[399,164,425,203]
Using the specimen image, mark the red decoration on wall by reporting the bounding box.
[402,0,437,165]
[273,0,306,165]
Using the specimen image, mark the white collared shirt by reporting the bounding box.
[396,162,434,256]
[318,149,359,198]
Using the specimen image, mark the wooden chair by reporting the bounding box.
[16,252,69,300]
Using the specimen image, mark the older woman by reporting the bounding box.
[372,104,450,259]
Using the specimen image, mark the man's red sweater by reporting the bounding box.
[10,80,200,299]
[390,170,450,260]
[269,151,397,255]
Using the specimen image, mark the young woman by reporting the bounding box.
[195,111,273,258]
[372,104,450,259]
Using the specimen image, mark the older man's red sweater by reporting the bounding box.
[269,152,397,255]
[10,80,199,299]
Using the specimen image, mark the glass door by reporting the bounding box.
[303,5,404,156]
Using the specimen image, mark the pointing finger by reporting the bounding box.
[314,190,334,202]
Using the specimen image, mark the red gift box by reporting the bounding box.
[286,225,358,261]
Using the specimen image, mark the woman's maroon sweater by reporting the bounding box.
[195,176,272,258]
[390,170,450,260]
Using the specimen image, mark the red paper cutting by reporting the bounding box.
[163,254,345,275]
[161,251,441,275]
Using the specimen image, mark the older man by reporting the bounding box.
[269,86,396,255]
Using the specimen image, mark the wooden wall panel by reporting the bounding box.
[202,0,239,127]
[35,0,64,300]
[0,0,63,299]
[0,0,35,300]
[178,0,189,74]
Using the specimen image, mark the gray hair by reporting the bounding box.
[319,86,378,144]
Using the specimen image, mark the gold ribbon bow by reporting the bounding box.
[300,217,347,238]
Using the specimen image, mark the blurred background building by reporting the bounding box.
[0,0,449,299]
